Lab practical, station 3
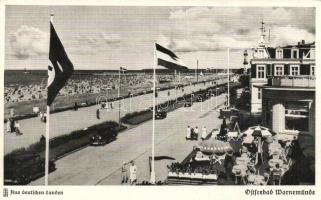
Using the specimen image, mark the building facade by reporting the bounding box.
[249,21,315,113]
[251,41,315,137]
[250,41,315,113]
[261,87,315,137]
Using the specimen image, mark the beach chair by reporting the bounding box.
[263,172,270,185]
[272,171,282,185]
[234,169,244,185]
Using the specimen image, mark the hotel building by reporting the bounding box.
[250,21,315,139]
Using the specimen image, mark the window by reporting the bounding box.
[291,49,299,59]
[257,65,266,79]
[274,65,284,76]
[258,88,262,100]
[290,65,300,76]
[258,49,264,58]
[311,65,315,76]
[276,49,283,59]
[284,101,309,132]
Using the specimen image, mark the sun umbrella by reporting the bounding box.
[243,125,276,138]
[198,139,233,155]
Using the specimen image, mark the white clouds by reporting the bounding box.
[5,6,315,70]
[9,25,49,59]
[165,34,254,53]
[101,33,121,44]
[270,26,315,47]
[161,7,315,53]
[66,32,122,55]
[9,25,122,58]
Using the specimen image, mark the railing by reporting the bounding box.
[268,75,315,88]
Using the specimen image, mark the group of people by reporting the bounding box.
[231,134,302,185]
[167,162,218,176]
[39,111,47,123]
[5,72,221,104]
[6,118,21,135]
[186,125,208,140]
[121,161,137,185]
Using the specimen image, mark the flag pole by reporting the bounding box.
[45,105,50,186]
[150,42,156,184]
[196,59,199,83]
[45,13,54,186]
[118,68,121,127]
[227,48,230,109]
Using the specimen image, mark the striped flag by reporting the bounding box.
[47,22,74,106]
[155,43,188,71]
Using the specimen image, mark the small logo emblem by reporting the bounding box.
[3,188,9,197]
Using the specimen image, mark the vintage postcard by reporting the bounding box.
[0,0,320,199]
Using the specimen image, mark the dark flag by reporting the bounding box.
[155,43,188,71]
[148,156,175,173]
[120,67,127,73]
[47,22,74,106]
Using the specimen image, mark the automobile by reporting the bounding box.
[155,110,167,119]
[4,154,56,185]
[89,128,117,146]
[195,94,206,102]
[219,108,240,119]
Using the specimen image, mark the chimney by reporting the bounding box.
[298,41,301,46]
[301,40,305,45]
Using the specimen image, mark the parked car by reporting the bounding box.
[89,128,117,146]
[155,110,167,119]
[4,154,56,185]
[219,108,240,119]
[195,94,206,102]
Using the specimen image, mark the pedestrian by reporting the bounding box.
[190,127,195,140]
[6,118,11,133]
[74,102,78,111]
[10,119,15,133]
[43,113,47,123]
[121,162,128,184]
[96,108,100,119]
[255,137,264,165]
[14,120,21,135]
[129,161,137,185]
[194,126,199,140]
[39,111,44,122]
[186,125,191,140]
[201,126,207,140]
[110,102,113,109]
[40,135,46,143]
[168,91,170,96]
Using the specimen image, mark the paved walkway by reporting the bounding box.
[30,94,226,185]
[4,79,226,154]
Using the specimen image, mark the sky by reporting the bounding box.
[5,6,315,70]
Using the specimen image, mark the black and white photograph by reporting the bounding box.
[0,0,319,197]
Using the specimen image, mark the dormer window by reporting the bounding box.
[257,48,265,58]
[291,48,299,59]
[276,48,283,59]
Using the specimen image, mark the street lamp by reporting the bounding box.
[118,67,127,127]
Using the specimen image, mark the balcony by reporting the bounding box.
[268,76,315,88]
